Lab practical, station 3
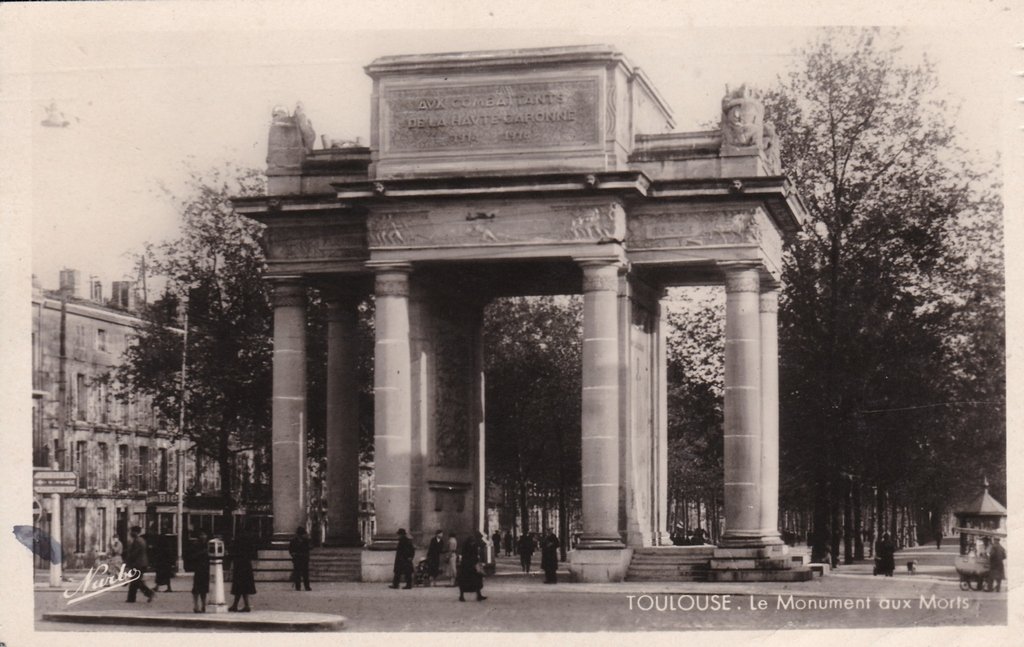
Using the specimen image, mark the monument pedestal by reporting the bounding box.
[361,547,399,583]
[568,547,634,583]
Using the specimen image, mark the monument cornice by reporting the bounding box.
[334,171,651,201]
[645,177,806,234]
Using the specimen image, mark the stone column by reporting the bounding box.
[721,264,763,545]
[271,280,307,538]
[370,265,412,549]
[655,297,671,546]
[578,260,624,548]
[759,282,782,543]
[325,293,362,546]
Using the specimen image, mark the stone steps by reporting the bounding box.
[626,547,714,582]
[253,547,362,582]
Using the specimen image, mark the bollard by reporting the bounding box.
[208,538,227,613]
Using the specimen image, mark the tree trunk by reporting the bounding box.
[843,478,854,564]
[218,430,234,533]
[853,481,864,560]
[811,478,829,563]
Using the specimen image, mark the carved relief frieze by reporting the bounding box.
[367,202,624,249]
[627,207,763,250]
[556,203,625,242]
[266,225,365,261]
[367,211,429,248]
[432,312,472,468]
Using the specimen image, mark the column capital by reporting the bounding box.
[721,263,761,294]
[759,288,779,314]
[579,259,623,293]
[270,280,306,308]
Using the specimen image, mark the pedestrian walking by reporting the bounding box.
[503,531,512,557]
[389,528,415,589]
[228,529,257,612]
[457,531,486,602]
[447,533,459,586]
[492,529,502,557]
[517,532,535,573]
[190,529,210,613]
[289,526,312,591]
[988,537,1006,592]
[426,530,444,586]
[541,529,560,584]
[124,526,156,603]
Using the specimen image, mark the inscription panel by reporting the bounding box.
[382,78,601,154]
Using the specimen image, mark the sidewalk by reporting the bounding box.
[35,555,1005,632]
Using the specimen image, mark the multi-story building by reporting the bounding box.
[31,270,243,570]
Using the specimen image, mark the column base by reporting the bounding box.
[360,548,397,582]
[568,547,633,582]
[576,534,626,550]
[718,532,784,549]
[707,543,812,582]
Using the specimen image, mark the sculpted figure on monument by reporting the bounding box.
[720,84,764,149]
[293,102,317,153]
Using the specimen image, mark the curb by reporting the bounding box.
[42,610,346,631]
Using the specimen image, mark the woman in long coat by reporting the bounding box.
[228,530,257,612]
[457,532,486,602]
[541,530,560,584]
[446,534,459,586]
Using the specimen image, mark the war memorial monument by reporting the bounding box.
[232,45,809,584]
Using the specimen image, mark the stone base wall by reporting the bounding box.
[567,547,634,583]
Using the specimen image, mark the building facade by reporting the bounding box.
[31,271,234,570]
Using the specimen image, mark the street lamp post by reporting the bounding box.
[176,294,189,573]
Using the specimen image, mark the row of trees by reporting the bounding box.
[112,29,1004,553]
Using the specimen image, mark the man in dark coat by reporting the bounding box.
[457,531,486,602]
[228,529,257,612]
[289,526,312,591]
[190,529,210,613]
[875,532,896,577]
[988,537,1006,592]
[541,529,560,584]
[124,526,156,603]
[503,531,512,557]
[426,530,444,586]
[389,528,414,589]
[517,532,535,573]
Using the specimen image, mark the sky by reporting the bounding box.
[2,1,1017,293]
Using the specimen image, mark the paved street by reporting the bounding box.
[33,545,1006,632]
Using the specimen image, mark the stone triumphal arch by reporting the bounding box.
[234,46,808,583]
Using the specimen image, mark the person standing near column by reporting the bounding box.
[289,526,311,591]
[389,528,414,589]
[447,532,459,586]
[426,530,444,587]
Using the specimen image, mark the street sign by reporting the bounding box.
[33,470,78,494]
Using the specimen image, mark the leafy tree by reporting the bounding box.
[484,296,582,546]
[110,163,271,523]
[664,289,725,540]
[763,28,1003,560]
